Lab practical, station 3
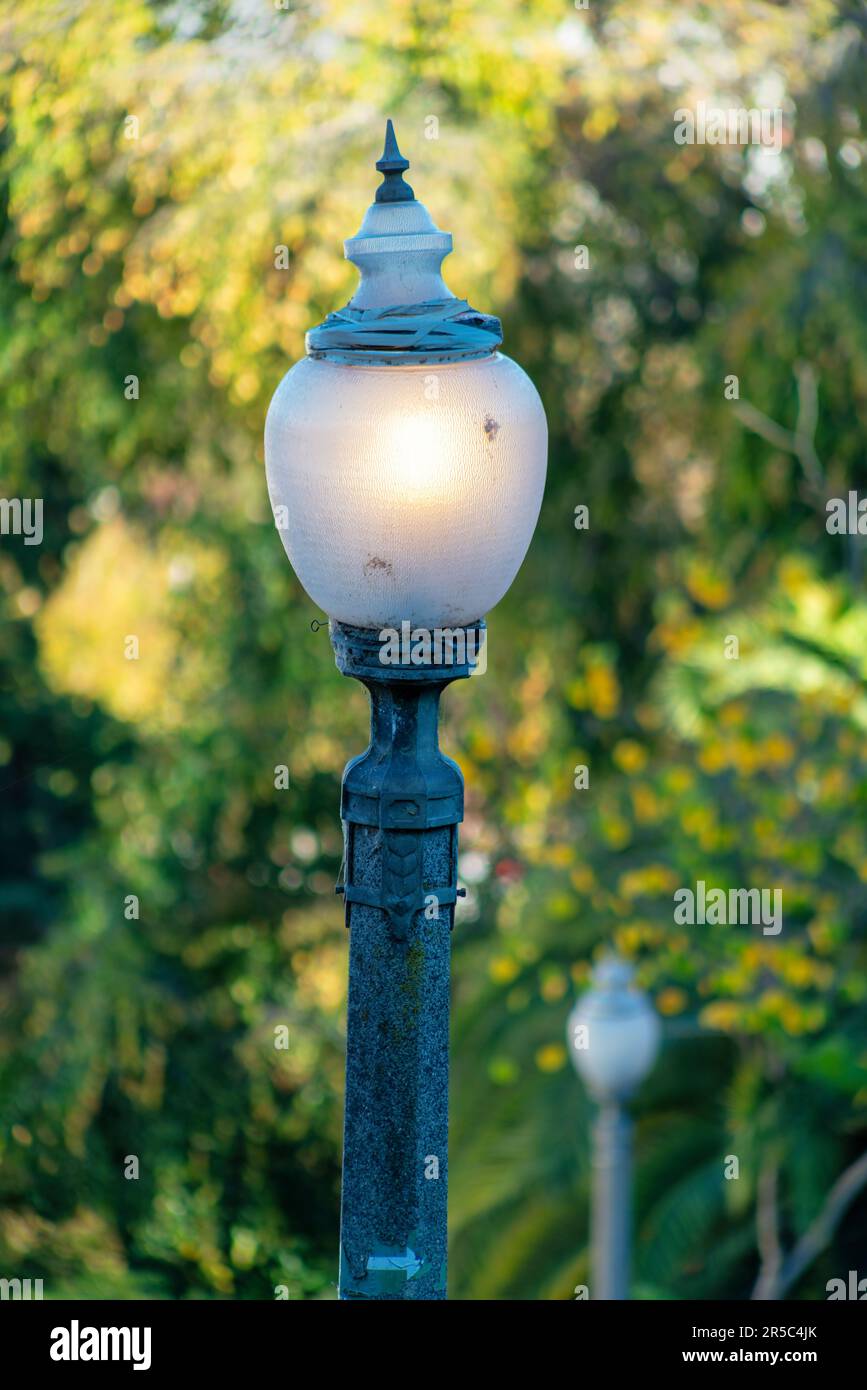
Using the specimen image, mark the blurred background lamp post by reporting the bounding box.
[264,123,547,1298]
[567,956,661,1300]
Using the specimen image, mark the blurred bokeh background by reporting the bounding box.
[1,0,866,1300]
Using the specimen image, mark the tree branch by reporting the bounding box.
[752,1148,867,1300]
[733,362,824,504]
[752,1158,782,1300]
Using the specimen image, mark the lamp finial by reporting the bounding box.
[375,119,414,203]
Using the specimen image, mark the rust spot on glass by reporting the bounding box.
[364,555,394,577]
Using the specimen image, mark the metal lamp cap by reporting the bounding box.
[305,121,502,364]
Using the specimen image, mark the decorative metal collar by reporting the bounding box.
[330,618,486,684]
[306,298,502,365]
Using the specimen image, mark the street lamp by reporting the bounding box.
[567,955,661,1300]
[265,121,547,1299]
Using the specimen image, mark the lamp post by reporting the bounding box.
[567,956,661,1301]
[264,122,547,1299]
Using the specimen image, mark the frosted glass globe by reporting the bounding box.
[264,351,547,630]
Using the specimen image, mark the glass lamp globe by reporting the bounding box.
[567,956,661,1102]
[265,123,547,631]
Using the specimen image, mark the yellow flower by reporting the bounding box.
[656,987,687,1016]
[601,814,631,849]
[700,1002,740,1032]
[651,618,702,655]
[698,742,728,774]
[720,702,747,727]
[730,737,761,775]
[586,663,620,719]
[631,783,661,824]
[565,678,587,710]
[681,805,716,838]
[613,739,648,774]
[535,1043,568,1073]
[779,556,812,594]
[761,733,795,767]
[685,562,731,609]
[666,767,695,794]
[546,842,575,868]
[470,729,497,761]
[540,971,568,1002]
[618,864,678,899]
[758,989,790,1022]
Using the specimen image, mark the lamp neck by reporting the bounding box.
[330,620,483,941]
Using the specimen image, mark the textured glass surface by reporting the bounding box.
[264,353,547,628]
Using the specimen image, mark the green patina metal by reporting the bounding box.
[374,118,414,204]
[331,619,480,1300]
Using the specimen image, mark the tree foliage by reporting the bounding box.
[1,0,865,1298]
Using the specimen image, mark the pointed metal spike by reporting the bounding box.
[374,118,414,202]
[376,119,410,173]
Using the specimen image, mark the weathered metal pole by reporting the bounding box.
[591,1101,632,1301]
[331,621,479,1300]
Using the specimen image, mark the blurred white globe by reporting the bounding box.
[567,957,661,1101]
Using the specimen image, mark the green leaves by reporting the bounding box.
[1,0,866,1299]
